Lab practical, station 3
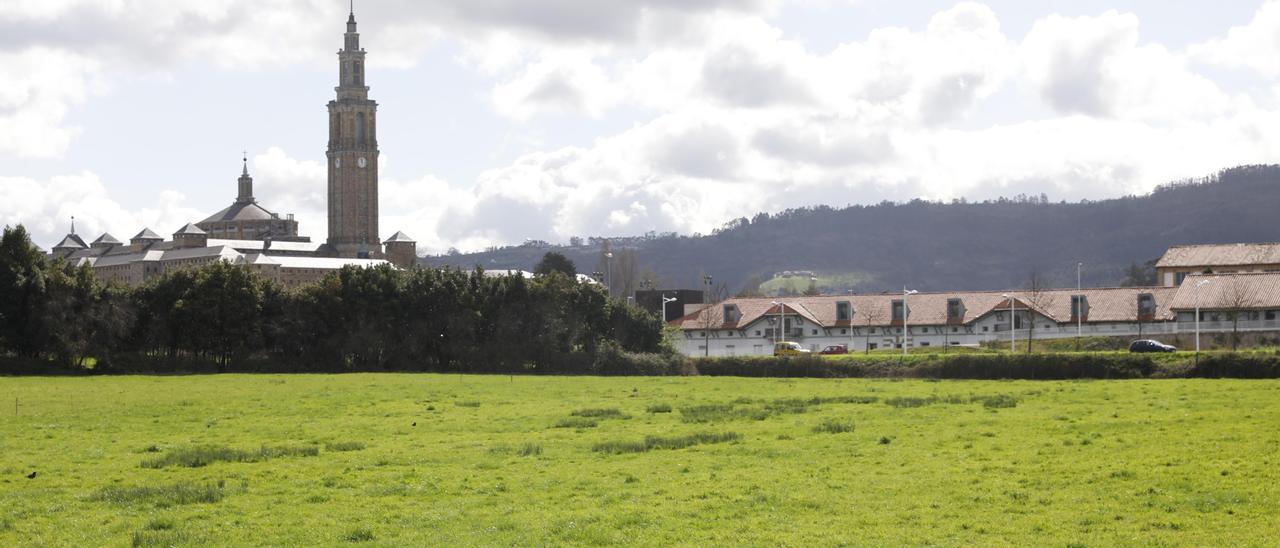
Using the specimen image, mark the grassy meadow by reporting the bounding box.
[1,375,1278,546]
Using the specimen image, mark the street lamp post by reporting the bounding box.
[1002,293,1016,352]
[661,295,677,324]
[604,251,614,296]
[771,300,785,345]
[1077,262,1083,348]
[1195,279,1212,355]
[903,287,918,356]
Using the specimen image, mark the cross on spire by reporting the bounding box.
[242,150,248,176]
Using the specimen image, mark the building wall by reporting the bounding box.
[200,218,300,241]
[1159,264,1280,286]
[675,310,1207,357]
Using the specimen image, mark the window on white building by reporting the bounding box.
[836,301,851,321]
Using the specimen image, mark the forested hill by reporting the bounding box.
[426,165,1280,295]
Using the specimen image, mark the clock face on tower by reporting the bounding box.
[358,157,367,168]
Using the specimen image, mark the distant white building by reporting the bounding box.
[1156,242,1280,286]
[670,274,1280,356]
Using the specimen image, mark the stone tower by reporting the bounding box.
[326,7,381,258]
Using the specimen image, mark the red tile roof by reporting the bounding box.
[1156,242,1280,269]
[673,286,1179,330]
[1168,273,1280,310]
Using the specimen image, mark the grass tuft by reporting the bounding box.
[813,420,855,434]
[645,403,673,413]
[977,394,1019,409]
[554,417,597,429]
[324,441,366,452]
[141,444,318,469]
[593,431,741,454]
[455,401,481,408]
[516,443,543,457]
[570,408,628,418]
[93,480,228,506]
[132,528,197,548]
[342,528,375,542]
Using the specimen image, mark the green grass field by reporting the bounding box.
[2,375,1278,545]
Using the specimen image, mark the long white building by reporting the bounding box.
[671,273,1280,357]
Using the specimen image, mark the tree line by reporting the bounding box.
[0,226,666,374]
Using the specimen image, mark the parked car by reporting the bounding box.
[1128,339,1177,353]
[819,345,848,355]
[774,342,811,356]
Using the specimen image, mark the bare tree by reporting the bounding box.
[860,304,886,354]
[1022,270,1057,353]
[1218,279,1257,351]
[692,305,725,357]
[611,248,640,299]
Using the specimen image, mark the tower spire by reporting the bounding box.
[70,215,75,235]
[237,152,255,204]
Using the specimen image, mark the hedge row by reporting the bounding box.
[6,352,1280,379]
[688,353,1280,379]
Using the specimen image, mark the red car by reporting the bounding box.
[819,345,848,355]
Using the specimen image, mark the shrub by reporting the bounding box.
[813,420,855,434]
[1188,354,1280,378]
[591,341,693,376]
[592,431,741,454]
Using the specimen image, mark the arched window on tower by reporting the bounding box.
[356,112,366,146]
[354,61,362,86]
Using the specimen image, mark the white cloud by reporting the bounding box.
[0,171,202,248]
[0,48,103,158]
[5,1,1280,256]
[1189,0,1280,77]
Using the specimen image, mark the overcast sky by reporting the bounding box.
[3,0,1280,253]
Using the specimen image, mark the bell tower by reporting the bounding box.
[326,5,380,258]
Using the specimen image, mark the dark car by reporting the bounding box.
[1128,339,1176,353]
[819,345,848,355]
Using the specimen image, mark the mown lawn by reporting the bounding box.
[1,375,1278,545]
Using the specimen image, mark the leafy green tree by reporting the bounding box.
[0,225,49,358]
[40,262,133,369]
[1120,259,1158,287]
[534,252,577,277]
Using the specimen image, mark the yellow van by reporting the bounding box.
[773,342,811,356]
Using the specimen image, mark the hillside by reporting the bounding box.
[425,165,1280,295]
